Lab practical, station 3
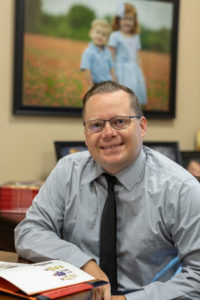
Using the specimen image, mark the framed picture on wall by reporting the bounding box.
[13,0,179,118]
[54,141,87,160]
[181,151,200,181]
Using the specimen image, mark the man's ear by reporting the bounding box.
[139,116,147,138]
[84,129,88,147]
[83,137,88,149]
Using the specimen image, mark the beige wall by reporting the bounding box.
[0,0,200,184]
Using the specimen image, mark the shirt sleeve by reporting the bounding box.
[125,179,200,300]
[106,48,114,69]
[108,32,118,48]
[136,34,141,51]
[14,159,94,268]
[80,47,92,71]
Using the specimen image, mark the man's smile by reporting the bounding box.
[100,143,124,150]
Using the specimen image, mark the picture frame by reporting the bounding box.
[181,151,200,181]
[144,141,182,164]
[54,141,87,161]
[13,0,179,118]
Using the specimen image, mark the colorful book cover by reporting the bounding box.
[0,260,99,299]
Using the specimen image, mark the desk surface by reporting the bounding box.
[0,250,19,262]
[0,251,92,300]
[0,212,25,223]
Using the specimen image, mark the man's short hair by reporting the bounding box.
[90,19,111,34]
[82,80,143,119]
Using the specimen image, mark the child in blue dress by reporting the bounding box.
[108,3,147,104]
[80,19,116,88]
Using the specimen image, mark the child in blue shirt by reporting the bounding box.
[80,19,116,88]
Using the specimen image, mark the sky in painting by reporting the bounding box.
[41,0,173,30]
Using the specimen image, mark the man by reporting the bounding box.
[15,81,200,300]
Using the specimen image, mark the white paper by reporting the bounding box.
[0,261,27,270]
[0,260,94,295]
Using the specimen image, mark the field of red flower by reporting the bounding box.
[23,33,170,110]
[140,50,170,111]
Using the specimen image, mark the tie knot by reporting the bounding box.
[104,173,116,188]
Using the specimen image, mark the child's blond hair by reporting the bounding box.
[90,19,111,34]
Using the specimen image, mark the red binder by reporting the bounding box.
[0,278,107,300]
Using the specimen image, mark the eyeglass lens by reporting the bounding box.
[86,116,131,132]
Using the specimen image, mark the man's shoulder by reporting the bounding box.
[144,145,181,170]
[59,150,91,165]
[54,151,94,180]
[143,146,196,184]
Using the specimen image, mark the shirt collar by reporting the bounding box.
[82,149,146,191]
[115,149,146,191]
[82,157,105,185]
[90,42,105,52]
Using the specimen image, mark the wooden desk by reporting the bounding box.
[0,251,92,300]
[0,212,25,252]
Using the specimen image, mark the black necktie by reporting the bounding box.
[100,173,118,295]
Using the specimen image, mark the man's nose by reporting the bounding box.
[102,121,116,136]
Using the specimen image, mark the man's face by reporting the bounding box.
[89,26,108,48]
[84,90,147,174]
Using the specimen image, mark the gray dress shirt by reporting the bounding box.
[15,146,200,299]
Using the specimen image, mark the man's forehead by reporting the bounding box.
[87,90,130,102]
[84,91,134,117]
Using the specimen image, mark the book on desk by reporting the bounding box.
[0,259,107,299]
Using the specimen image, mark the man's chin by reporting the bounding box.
[100,158,127,173]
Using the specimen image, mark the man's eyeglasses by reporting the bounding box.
[83,115,142,133]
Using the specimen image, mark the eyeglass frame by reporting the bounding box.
[83,115,142,133]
